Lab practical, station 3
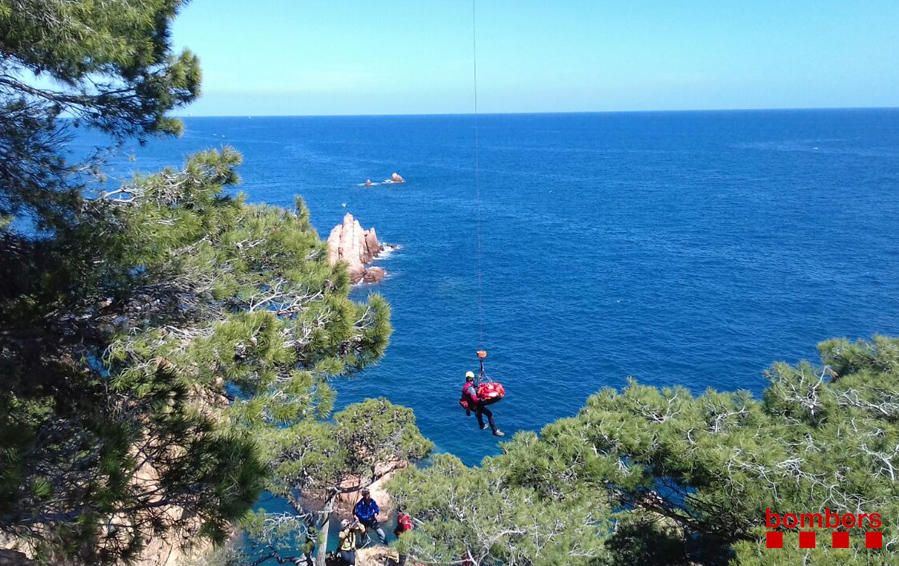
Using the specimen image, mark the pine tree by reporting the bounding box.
[392,337,899,565]
[1,3,395,563]
[0,0,200,229]
[390,454,612,565]
[241,398,433,566]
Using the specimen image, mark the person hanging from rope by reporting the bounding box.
[460,370,504,436]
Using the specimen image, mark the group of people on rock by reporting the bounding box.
[335,488,412,566]
[303,368,503,565]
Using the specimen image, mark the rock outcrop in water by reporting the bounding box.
[327,213,388,284]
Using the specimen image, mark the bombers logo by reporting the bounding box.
[764,508,883,549]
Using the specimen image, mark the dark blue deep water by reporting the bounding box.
[82,110,899,466]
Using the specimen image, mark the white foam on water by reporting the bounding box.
[376,244,401,260]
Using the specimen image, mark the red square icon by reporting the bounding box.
[799,531,816,549]
[866,531,882,549]
[831,531,849,548]
[766,531,783,549]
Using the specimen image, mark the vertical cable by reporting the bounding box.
[472,0,484,349]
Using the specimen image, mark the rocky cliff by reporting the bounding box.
[326,213,388,283]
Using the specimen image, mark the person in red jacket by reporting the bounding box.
[393,508,413,566]
[461,371,504,436]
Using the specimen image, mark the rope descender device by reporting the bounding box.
[476,350,487,380]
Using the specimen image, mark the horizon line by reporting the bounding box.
[174,105,899,119]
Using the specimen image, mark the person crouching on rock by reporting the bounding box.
[461,371,504,436]
[354,488,387,544]
[391,508,414,566]
[338,519,364,565]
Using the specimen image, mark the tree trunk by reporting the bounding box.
[315,492,338,566]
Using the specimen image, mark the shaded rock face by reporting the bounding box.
[0,523,210,566]
[327,213,387,284]
[131,525,211,566]
[363,229,381,262]
[0,549,35,566]
[0,443,214,566]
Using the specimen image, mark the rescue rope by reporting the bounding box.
[472,0,484,349]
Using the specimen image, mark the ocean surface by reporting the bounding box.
[78,110,899,467]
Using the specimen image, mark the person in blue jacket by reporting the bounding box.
[353,488,387,544]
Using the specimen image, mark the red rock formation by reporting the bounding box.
[363,267,386,283]
[327,213,386,283]
[363,228,381,263]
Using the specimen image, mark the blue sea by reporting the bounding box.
[82,109,899,466]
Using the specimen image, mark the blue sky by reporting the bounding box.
[172,0,899,116]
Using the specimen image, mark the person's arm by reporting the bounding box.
[372,500,380,517]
